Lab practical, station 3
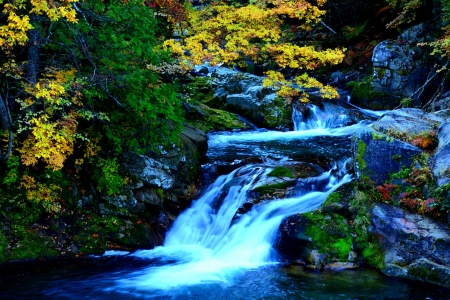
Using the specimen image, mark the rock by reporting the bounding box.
[207,67,288,128]
[181,124,208,158]
[134,188,163,206]
[371,204,450,287]
[348,251,358,262]
[305,249,327,268]
[276,214,312,259]
[324,262,359,270]
[372,108,442,136]
[436,118,450,152]
[432,91,450,111]
[352,127,422,185]
[430,119,450,182]
[371,24,441,109]
[430,143,450,180]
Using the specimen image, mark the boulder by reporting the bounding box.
[372,108,442,136]
[276,214,312,259]
[206,67,288,128]
[371,24,441,109]
[371,204,450,287]
[352,127,422,185]
[430,118,450,183]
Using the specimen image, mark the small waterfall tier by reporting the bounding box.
[292,102,353,131]
[116,161,352,290]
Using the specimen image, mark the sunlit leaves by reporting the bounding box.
[165,0,344,99]
[0,0,79,49]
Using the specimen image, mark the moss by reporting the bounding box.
[407,264,442,282]
[375,67,387,80]
[9,229,58,260]
[356,140,367,170]
[261,95,291,129]
[371,132,384,141]
[253,181,295,195]
[362,243,385,270]
[324,192,342,205]
[304,211,352,261]
[268,166,295,179]
[185,104,247,132]
[347,76,387,100]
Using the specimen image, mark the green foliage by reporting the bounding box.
[93,158,124,196]
[0,230,8,263]
[90,0,183,153]
[347,77,387,100]
[74,213,122,254]
[268,166,295,179]
[433,183,450,211]
[3,156,20,186]
[343,20,369,42]
[362,243,385,270]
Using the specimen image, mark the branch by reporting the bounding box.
[320,21,337,35]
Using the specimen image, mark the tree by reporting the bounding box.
[164,0,345,102]
[0,0,184,211]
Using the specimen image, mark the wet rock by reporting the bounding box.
[372,108,442,137]
[324,262,359,270]
[371,204,450,287]
[305,249,327,268]
[348,251,358,262]
[352,127,422,185]
[276,214,312,259]
[134,188,163,206]
[207,67,288,128]
[430,118,450,182]
[371,24,440,109]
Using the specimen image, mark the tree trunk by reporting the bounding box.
[26,14,40,84]
[0,94,13,160]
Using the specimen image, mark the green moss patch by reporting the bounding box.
[268,166,295,179]
[253,181,295,195]
[304,211,352,261]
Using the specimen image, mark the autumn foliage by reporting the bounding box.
[164,0,345,100]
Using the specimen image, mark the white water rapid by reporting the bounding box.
[115,163,352,292]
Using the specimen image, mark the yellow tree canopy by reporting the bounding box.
[164,0,345,100]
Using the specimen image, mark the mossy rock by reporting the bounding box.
[184,101,248,132]
[252,181,295,196]
[303,210,353,262]
[268,166,295,179]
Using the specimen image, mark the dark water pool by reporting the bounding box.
[1,256,449,300]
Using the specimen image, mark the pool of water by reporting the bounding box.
[1,255,448,299]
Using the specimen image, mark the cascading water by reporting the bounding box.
[292,102,352,131]
[114,161,352,292]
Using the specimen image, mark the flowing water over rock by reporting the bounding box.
[1,102,449,299]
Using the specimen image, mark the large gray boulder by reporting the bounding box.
[352,127,422,185]
[371,204,450,287]
[103,125,207,217]
[372,108,442,136]
[371,24,440,109]
[430,119,450,183]
[207,67,288,128]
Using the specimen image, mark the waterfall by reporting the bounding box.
[115,162,352,291]
[292,103,352,131]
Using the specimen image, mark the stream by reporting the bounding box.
[1,103,449,299]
